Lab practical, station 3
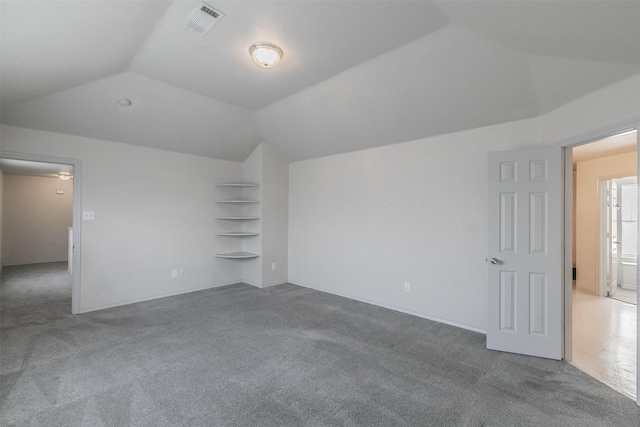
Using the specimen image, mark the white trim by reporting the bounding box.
[243,279,288,289]
[560,124,639,406]
[289,279,486,334]
[0,151,82,314]
[563,148,573,361]
[598,179,609,297]
[78,281,241,313]
[554,119,639,149]
[262,280,287,288]
[636,123,640,408]
[243,280,262,288]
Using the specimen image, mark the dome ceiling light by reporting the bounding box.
[249,42,283,68]
[117,97,132,107]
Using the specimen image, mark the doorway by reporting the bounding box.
[570,129,638,400]
[0,152,81,314]
[601,176,637,304]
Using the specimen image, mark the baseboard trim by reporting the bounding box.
[78,281,241,314]
[262,280,287,288]
[244,280,261,288]
[78,277,486,335]
[244,280,288,289]
[288,279,486,335]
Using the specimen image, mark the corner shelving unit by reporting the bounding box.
[216,183,260,259]
[216,251,260,259]
[216,217,260,220]
[216,183,260,189]
[217,231,260,236]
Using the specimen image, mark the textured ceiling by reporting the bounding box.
[1,0,639,162]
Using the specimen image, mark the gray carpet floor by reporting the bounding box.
[1,262,639,426]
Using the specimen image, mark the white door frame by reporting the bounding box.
[598,176,636,297]
[598,178,612,297]
[560,121,639,407]
[0,151,82,314]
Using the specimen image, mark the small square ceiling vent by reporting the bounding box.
[185,2,224,36]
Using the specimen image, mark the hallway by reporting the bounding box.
[0,262,71,327]
[572,289,637,400]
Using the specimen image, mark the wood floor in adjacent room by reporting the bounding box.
[572,289,637,400]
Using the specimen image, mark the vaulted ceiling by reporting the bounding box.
[2,1,639,162]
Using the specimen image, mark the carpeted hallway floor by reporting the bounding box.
[1,262,639,426]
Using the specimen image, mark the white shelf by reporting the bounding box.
[216,182,261,259]
[217,232,260,236]
[216,216,260,220]
[217,200,260,204]
[217,183,260,189]
[216,251,260,259]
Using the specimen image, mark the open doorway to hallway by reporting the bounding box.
[571,130,637,400]
[0,159,75,313]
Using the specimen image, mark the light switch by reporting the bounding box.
[82,211,95,220]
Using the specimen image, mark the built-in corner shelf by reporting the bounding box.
[216,251,260,259]
[217,200,259,204]
[217,183,260,189]
[216,216,260,220]
[217,231,260,236]
[216,182,260,260]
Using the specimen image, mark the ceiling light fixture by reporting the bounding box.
[117,97,132,107]
[249,42,283,68]
[58,173,73,181]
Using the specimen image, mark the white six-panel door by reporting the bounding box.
[487,147,563,360]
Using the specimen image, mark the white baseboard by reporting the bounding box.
[288,279,486,335]
[78,278,487,336]
[244,280,287,289]
[262,280,287,288]
[243,280,261,288]
[78,281,240,314]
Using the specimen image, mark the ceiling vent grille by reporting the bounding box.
[185,2,224,36]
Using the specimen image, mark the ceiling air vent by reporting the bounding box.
[185,2,225,36]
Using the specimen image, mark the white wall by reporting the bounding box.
[289,118,540,331]
[1,125,244,312]
[2,175,73,265]
[575,151,637,294]
[239,142,289,288]
[539,74,640,145]
[288,73,640,332]
[2,70,638,330]
[261,143,288,286]
[0,169,3,268]
[242,144,263,287]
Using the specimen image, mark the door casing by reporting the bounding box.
[0,151,82,314]
[560,122,639,407]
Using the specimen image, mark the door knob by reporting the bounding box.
[489,257,502,265]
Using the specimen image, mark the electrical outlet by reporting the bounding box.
[272,263,276,271]
[82,211,95,220]
[180,268,186,276]
[171,269,178,278]
[404,282,411,292]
